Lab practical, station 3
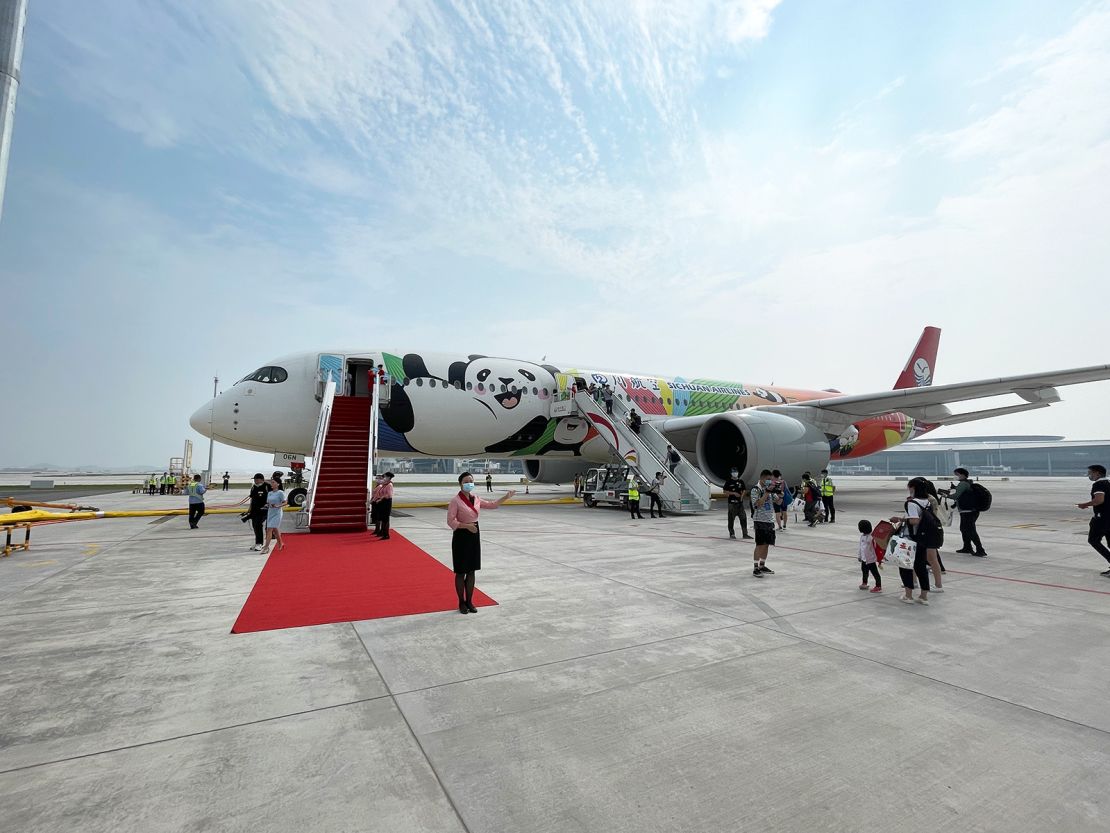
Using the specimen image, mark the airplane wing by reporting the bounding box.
[780,364,1110,424]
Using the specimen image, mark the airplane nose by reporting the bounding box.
[190,399,215,438]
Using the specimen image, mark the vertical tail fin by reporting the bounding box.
[893,326,941,389]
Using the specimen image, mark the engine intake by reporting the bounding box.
[695,410,831,486]
[524,459,585,485]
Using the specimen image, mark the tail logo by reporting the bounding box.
[913,358,932,387]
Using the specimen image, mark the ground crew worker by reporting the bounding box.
[148,474,157,495]
[186,474,206,529]
[820,469,836,523]
[627,477,644,519]
[159,472,169,495]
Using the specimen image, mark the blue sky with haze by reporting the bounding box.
[2,0,1109,470]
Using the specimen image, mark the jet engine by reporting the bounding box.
[524,459,587,485]
[693,410,831,486]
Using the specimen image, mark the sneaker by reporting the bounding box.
[859,583,869,590]
[900,596,915,604]
[730,533,736,539]
[954,548,973,554]
[1100,569,1110,576]
[870,586,882,593]
[759,566,775,575]
[931,587,944,593]
[916,597,930,605]
[249,544,261,551]
[752,568,764,578]
[973,551,987,557]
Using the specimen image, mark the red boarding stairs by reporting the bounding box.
[308,397,370,532]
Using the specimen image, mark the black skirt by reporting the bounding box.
[452,525,481,573]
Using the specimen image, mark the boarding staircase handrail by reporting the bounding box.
[305,377,337,523]
[609,394,713,507]
[367,376,380,492]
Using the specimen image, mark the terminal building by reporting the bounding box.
[827,435,1110,477]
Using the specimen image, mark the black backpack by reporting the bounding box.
[970,482,992,512]
[907,499,942,546]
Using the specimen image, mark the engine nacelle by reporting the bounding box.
[694,410,831,486]
[524,459,587,485]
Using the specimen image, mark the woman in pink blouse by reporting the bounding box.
[447,471,515,614]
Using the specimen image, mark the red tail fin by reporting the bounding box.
[893,327,941,389]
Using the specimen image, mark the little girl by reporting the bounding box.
[858,520,881,592]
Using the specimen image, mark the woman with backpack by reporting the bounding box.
[889,478,937,605]
[917,478,946,591]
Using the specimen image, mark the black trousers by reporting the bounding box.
[377,498,392,537]
[605,401,613,415]
[222,482,229,491]
[727,503,748,536]
[823,496,835,522]
[648,493,663,517]
[251,510,265,545]
[1089,518,1110,564]
[899,548,930,592]
[188,502,205,528]
[629,497,643,518]
[159,484,166,495]
[960,511,984,552]
[861,562,881,586]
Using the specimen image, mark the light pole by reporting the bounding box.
[0,0,29,224]
[206,375,217,485]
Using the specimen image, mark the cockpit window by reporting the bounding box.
[237,366,288,384]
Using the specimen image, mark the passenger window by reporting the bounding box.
[467,382,473,390]
[416,378,424,387]
[477,383,485,393]
[532,387,538,395]
[429,379,437,388]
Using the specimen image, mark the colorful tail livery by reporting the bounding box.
[192,328,1110,486]
[893,326,941,390]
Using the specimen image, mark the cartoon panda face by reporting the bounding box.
[458,357,550,416]
[553,417,588,445]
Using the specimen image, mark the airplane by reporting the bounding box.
[189,327,1110,490]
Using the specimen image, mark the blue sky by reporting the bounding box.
[2,0,1109,469]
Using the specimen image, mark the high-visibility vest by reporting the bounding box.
[627,482,640,500]
[187,482,200,498]
[820,477,835,497]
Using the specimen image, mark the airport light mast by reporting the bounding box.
[0,0,28,224]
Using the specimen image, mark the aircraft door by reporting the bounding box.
[317,354,344,399]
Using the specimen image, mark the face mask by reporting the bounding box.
[730,471,738,478]
[764,479,772,487]
[462,482,475,493]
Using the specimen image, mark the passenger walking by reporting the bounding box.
[771,470,788,530]
[950,468,987,556]
[186,474,206,529]
[890,479,937,605]
[375,472,395,540]
[628,408,642,434]
[447,472,516,614]
[802,473,821,527]
[918,477,946,588]
[222,471,230,491]
[602,384,614,416]
[262,477,287,553]
[573,472,582,498]
[722,467,751,539]
[238,473,270,551]
[485,472,493,493]
[646,471,665,518]
[749,470,777,576]
[665,444,681,475]
[819,469,836,523]
[1078,464,1110,575]
[627,477,644,519]
[857,520,881,592]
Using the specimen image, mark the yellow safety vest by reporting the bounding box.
[820,477,835,497]
[627,483,640,500]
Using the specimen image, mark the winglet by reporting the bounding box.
[893,327,941,389]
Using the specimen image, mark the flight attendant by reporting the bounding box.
[446,472,515,614]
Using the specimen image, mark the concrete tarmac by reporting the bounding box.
[2,478,1108,832]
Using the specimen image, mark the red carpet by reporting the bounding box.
[231,532,497,633]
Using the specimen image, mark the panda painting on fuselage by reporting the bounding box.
[382,353,558,456]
